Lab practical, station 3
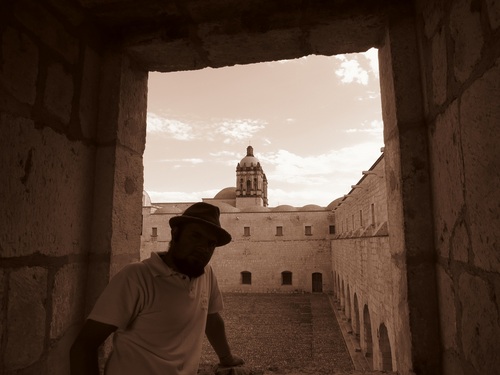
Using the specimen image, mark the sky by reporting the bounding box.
[144,49,384,207]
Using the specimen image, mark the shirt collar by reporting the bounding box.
[145,252,177,277]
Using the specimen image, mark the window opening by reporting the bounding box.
[241,271,252,285]
[282,271,292,285]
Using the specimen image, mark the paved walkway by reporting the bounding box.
[199,293,394,375]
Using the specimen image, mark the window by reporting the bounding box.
[151,227,157,237]
[276,226,283,236]
[305,226,312,235]
[360,210,363,227]
[329,225,336,234]
[241,271,252,285]
[282,271,292,285]
[244,226,250,236]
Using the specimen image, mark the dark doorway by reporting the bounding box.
[312,272,323,292]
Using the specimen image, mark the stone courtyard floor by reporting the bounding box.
[199,293,396,375]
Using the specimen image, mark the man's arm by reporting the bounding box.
[70,319,117,375]
[205,312,244,367]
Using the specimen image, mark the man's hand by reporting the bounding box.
[218,353,245,367]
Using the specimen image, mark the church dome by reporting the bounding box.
[238,145,260,167]
[142,190,152,207]
[214,187,237,199]
[272,205,298,212]
[327,197,343,210]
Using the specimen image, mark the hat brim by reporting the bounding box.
[169,216,232,246]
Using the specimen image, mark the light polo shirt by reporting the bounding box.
[87,252,224,375]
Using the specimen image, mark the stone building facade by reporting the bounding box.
[331,155,395,371]
[1,1,498,375]
[141,146,338,293]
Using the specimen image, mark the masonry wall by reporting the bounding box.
[0,1,146,374]
[331,156,395,371]
[141,206,335,293]
[414,1,500,374]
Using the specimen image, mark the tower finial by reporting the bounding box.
[246,145,254,156]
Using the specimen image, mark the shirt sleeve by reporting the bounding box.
[207,266,224,314]
[87,263,146,330]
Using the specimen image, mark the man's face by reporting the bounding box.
[169,222,218,278]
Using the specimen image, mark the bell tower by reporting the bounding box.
[235,146,268,208]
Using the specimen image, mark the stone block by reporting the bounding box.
[429,100,464,260]
[450,220,469,263]
[449,0,484,83]
[436,266,458,351]
[79,46,101,140]
[486,0,500,30]
[14,0,78,64]
[50,263,85,339]
[459,273,500,373]
[44,62,74,124]
[460,59,500,272]
[431,26,447,106]
[1,113,94,257]
[4,267,47,370]
[0,27,38,105]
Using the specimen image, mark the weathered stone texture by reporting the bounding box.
[14,0,79,64]
[486,0,500,29]
[458,273,500,374]
[1,114,94,257]
[0,27,38,105]
[460,59,500,272]
[436,266,458,352]
[431,26,447,106]
[449,0,484,83]
[44,62,74,124]
[50,263,85,339]
[4,267,47,370]
[79,46,101,140]
[430,100,464,260]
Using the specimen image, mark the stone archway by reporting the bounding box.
[378,323,393,371]
[363,304,373,369]
[312,272,323,293]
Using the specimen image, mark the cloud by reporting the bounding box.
[216,119,266,143]
[147,112,194,140]
[345,119,383,134]
[260,142,383,183]
[159,158,204,164]
[147,189,220,203]
[334,48,379,85]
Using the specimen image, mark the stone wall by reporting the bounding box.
[0,1,146,373]
[331,155,395,371]
[1,1,498,374]
[415,1,500,374]
[141,206,335,293]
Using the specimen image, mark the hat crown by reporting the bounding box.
[169,202,231,246]
[182,202,221,226]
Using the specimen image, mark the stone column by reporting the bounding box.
[378,9,441,375]
[85,51,148,313]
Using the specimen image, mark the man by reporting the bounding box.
[70,202,244,374]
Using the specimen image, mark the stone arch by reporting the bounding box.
[341,279,345,310]
[363,304,373,368]
[353,293,360,338]
[378,323,393,371]
[346,284,351,321]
